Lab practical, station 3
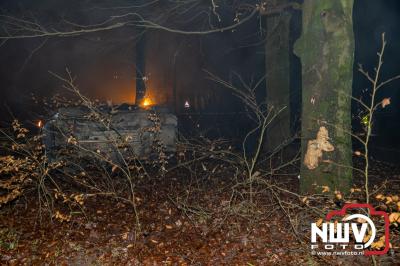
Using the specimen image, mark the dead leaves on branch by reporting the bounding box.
[0,155,32,206]
[12,120,29,139]
[0,120,63,206]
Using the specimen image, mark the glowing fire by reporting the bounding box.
[141,97,153,108]
[37,120,43,128]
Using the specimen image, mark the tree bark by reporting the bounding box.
[294,0,354,193]
[265,7,292,152]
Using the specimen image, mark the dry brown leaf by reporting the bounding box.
[316,218,323,227]
[165,225,173,230]
[386,196,393,204]
[375,194,384,200]
[371,236,386,250]
[321,186,330,193]
[389,212,400,223]
[175,220,182,227]
[363,233,371,243]
[382,97,391,108]
[111,165,118,173]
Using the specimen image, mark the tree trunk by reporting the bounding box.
[265,7,292,152]
[135,32,146,105]
[294,0,354,193]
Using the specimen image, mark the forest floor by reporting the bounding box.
[1,159,400,265]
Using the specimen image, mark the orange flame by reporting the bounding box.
[37,120,43,128]
[141,97,153,108]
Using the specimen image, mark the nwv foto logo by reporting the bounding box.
[310,204,390,256]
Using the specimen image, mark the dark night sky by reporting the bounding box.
[0,0,265,121]
[353,0,400,139]
[0,0,399,144]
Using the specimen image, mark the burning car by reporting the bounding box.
[42,104,177,162]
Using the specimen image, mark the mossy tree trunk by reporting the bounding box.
[265,3,292,152]
[294,0,354,193]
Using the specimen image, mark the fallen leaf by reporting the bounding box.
[175,220,182,227]
[375,194,384,200]
[371,236,386,250]
[389,212,400,223]
[386,196,393,204]
[321,186,330,193]
[316,218,323,227]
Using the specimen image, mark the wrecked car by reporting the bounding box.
[43,104,177,162]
